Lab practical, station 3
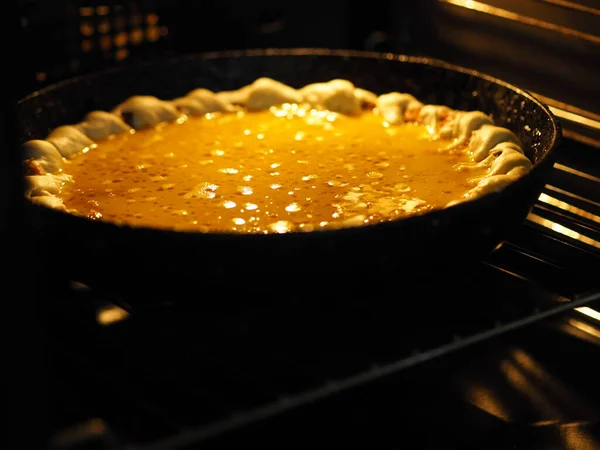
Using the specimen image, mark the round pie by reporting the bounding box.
[23,77,532,234]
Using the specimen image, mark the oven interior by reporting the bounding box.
[5,1,600,449]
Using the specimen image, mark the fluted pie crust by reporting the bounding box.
[23,77,532,226]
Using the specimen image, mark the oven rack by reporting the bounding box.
[46,117,600,448]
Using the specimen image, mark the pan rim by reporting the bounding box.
[17,48,562,240]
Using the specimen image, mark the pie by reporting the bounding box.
[23,77,532,233]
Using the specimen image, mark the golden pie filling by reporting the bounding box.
[57,105,485,233]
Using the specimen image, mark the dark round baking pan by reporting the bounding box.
[15,49,561,300]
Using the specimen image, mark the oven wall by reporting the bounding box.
[13,0,413,98]
[398,0,600,114]
[12,0,600,113]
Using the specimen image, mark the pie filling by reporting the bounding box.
[23,77,533,234]
[59,106,484,233]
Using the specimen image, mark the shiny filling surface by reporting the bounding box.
[59,105,485,233]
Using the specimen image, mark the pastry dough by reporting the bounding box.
[173,88,236,115]
[376,92,423,125]
[77,111,132,140]
[112,95,180,129]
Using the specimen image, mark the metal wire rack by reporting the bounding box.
[45,118,600,446]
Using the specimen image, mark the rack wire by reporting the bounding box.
[45,120,600,447]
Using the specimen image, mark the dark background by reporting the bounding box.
[2,1,599,448]
[6,0,600,112]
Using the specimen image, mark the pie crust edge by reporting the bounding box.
[22,77,533,221]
